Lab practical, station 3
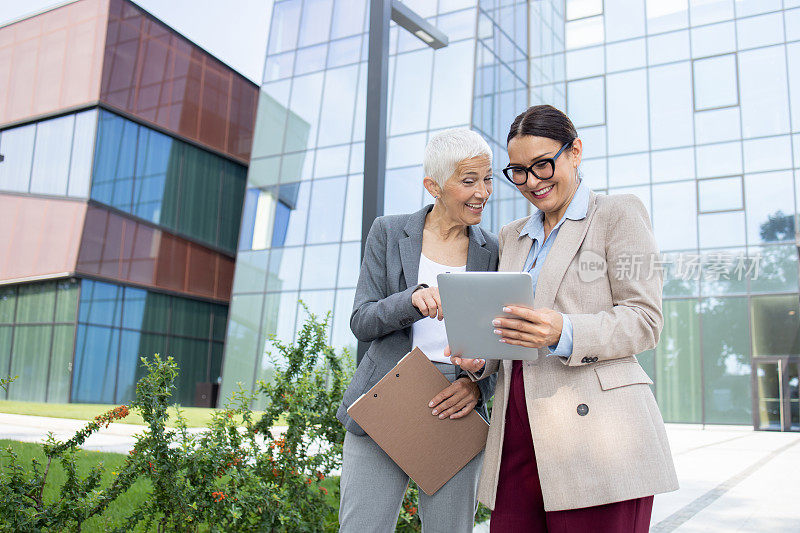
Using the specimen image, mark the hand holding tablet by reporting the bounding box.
[437,272,540,361]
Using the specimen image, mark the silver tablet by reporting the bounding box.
[437,272,538,361]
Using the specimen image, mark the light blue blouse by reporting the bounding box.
[519,180,590,358]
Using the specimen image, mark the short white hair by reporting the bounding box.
[423,128,493,187]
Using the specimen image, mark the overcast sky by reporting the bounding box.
[0,0,274,84]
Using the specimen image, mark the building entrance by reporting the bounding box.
[754,357,799,431]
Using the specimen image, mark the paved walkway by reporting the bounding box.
[2,415,798,531]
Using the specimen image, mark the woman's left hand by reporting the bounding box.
[428,378,480,419]
[492,305,563,348]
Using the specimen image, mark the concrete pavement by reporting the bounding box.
[2,414,798,531]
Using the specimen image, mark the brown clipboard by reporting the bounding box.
[346,347,489,495]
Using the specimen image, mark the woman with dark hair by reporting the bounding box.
[449,105,678,532]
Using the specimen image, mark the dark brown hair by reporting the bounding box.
[506,105,578,146]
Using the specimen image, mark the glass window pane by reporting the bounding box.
[306,177,346,244]
[738,47,790,138]
[301,244,340,290]
[298,0,333,47]
[743,136,793,174]
[567,77,605,128]
[647,30,690,66]
[788,43,800,134]
[294,44,328,76]
[607,70,649,155]
[171,298,211,339]
[133,127,171,224]
[390,50,434,136]
[430,41,475,130]
[8,325,52,402]
[0,123,35,193]
[608,154,649,187]
[646,0,688,33]
[267,1,301,56]
[700,297,752,424]
[694,54,738,112]
[566,15,604,49]
[652,181,698,251]
[690,21,736,58]
[29,114,75,195]
[342,173,363,241]
[264,51,295,82]
[233,250,269,294]
[698,211,746,248]
[745,171,795,244]
[700,248,748,295]
[0,286,16,324]
[606,0,646,41]
[387,135,426,170]
[698,176,742,212]
[313,144,349,179]
[656,299,702,423]
[91,112,138,212]
[317,65,358,147]
[68,109,98,198]
[606,38,647,72]
[328,36,362,68]
[15,282,56,324]
[55,279,79,323]
[78,280,122,327]
[114,329,140,404]
[287,72,324,152]
[567,0,603,20]
[695,142,742,178]
[141,292,170,334]
[652,147,694,183]
[385,166,425,216]
[751,295,800,356]
[212,305,228,342]
[330,0,366,39]
[48,324,75,403]
[736,12,784,50]
[218,294,263,402]
[567,46,605,80]
[337,242,361,288]
[170,336,209,405]
[0,326,12,393]
[694,107,741,144]
[649,62,693,150]
[267,246,303,292]
[750,245,799,293]
[332,288,357,353]
[689,0,734,25]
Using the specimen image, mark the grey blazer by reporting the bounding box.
[337,204,499,435]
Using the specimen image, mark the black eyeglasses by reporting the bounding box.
[502,140,574,185]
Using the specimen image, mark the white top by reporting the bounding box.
[412,253,467,364]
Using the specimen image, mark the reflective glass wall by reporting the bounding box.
[0,109,97,198]
[72,279,227,405]
[556,0,800,425]
[0,280,79,403]
[90,110,247,254]
[221,0,541,406]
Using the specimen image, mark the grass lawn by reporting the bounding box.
[0,400,272,428]
[1,440,341,532]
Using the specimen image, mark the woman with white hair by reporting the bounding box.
[337,128,500,532]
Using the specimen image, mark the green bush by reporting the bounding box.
[0,306,489,531]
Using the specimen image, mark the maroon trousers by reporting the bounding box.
[489,361,653,533]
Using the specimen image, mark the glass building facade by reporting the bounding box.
[535,0,800,428]
[0,0,257,406]
[222,0,800,430]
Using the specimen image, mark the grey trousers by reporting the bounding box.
[339,363,484,533]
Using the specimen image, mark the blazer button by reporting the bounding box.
[592,357,599,363]
[581,356,589,364]
[577,404,589,416]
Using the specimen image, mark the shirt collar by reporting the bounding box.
[519,180,590,240]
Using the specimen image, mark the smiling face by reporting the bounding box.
[506,135,582,217]
[428,154,494,226]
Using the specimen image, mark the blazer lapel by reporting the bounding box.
[399,205,431,289]
[466,225,491,272]
[533,193,598,310]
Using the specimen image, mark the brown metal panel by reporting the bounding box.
[187,245,216,298]
[99,0,257,163]
[0,0,109,127]
[75,204,230,302]
[0,194,86,283]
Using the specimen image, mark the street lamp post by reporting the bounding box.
[358,0,448,364]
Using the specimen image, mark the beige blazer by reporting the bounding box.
[473,191,678,512]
